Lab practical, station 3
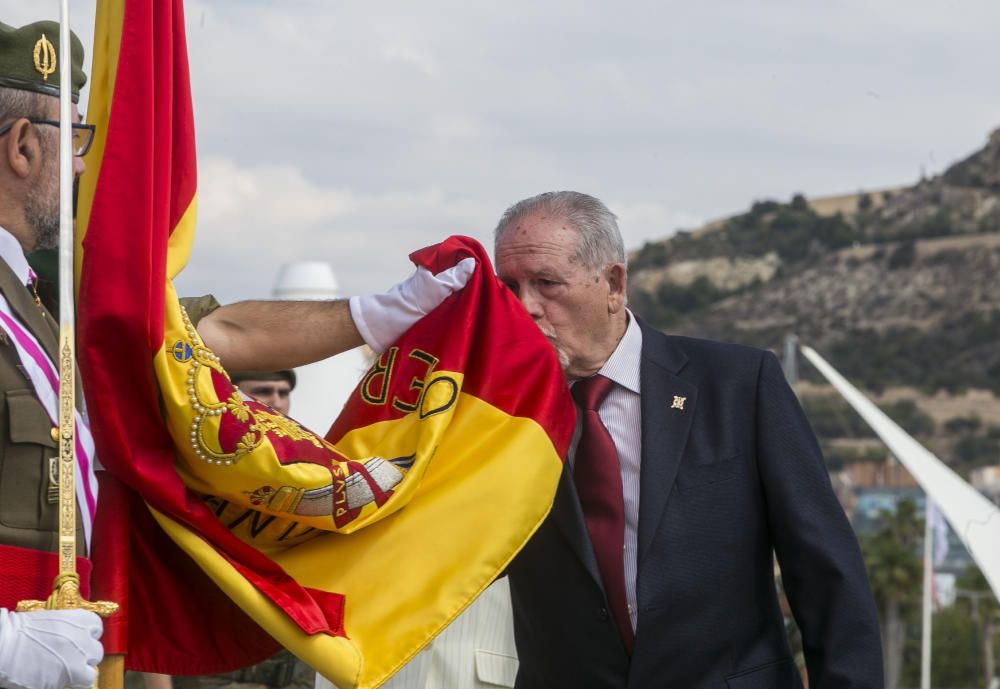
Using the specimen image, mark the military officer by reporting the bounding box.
[0,19,104,689]
[230,369,296,415]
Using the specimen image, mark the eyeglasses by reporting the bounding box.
[0,118,96,157]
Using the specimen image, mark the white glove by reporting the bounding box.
[349,257,476,354]
[0,608,103,689]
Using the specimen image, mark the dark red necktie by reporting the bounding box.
[572,374,633,655]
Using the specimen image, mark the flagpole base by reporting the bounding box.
[98,655,125,689]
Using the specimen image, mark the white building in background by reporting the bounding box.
[273,261,370,435]
[971,465,1000,502]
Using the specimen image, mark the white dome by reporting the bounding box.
[273,261,341,300]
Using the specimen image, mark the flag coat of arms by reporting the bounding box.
[77,1,574,686]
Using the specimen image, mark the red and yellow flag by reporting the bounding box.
[77,1,573,686]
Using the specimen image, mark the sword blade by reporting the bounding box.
[57,0,77,577]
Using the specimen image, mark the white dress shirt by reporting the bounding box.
[0,225,100,546]
[569,309,643,631]
[0,226,34,285]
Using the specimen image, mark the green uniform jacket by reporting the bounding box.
[0,258,85,555]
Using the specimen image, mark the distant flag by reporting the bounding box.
[928,500,949,568]
[76,2,573,685]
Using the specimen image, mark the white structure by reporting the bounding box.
[273,261,370,436]
[802,346,1000,597]
[802,345,1000,688]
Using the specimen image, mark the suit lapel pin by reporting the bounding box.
[671,395,686,411]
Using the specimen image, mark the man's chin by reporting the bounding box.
[33,235,60,252]
[552,345,571,375]
[26,217,60,252]
[536,329,571,375]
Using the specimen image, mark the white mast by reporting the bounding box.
[920,499,933,689]
[801,345,1000,598]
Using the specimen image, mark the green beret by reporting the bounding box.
[230,370,297,390]
[0,20,86,102]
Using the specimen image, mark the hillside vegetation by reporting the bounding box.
[628,128,1000,474]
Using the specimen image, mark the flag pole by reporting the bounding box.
[920,497,933,689]
[16,2,119,685]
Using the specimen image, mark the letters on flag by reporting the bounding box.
[154,237,573,686]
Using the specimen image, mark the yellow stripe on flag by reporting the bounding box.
[154,392,562,688]
[166,198,198,279]
[76,0,125,279]
[149,507,363,688]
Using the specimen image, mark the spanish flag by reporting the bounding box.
[77,2,573,686]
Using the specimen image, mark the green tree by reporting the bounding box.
[928,606,978,688]
[882,399,935,437]
[861,499,923,689]
[887,241,916,270]
[954,434,1000,467]
[956,565,1000,687]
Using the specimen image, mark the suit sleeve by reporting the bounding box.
[754,351,884,689]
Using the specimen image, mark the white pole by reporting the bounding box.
[54,0,80,584]
[58,0,73,328]
[920,497,933,689]
[799,345,1000,599]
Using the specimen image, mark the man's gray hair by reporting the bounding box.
[494,191,626,270]
[0,86,53,154]
[0,86,50,125]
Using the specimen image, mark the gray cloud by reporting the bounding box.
[4,0,998,301]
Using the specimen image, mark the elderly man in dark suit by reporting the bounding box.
[494,191,883,688]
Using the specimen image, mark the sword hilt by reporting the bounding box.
[16,574,118,689]
[15,572,119,615]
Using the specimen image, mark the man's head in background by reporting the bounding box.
[0,21,90,252]
[230,369,296,415]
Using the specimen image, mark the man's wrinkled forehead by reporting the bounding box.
[496,211,581,255]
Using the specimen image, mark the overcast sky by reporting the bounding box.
[7,1,1000,303]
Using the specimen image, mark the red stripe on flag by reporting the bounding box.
[328,237,574,458]
[81,0,341,672]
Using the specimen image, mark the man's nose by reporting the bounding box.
[519,291,545,320]
[73,155,85,177]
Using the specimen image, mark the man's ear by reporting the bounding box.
[5,119,39,179]
[606,263,627,314]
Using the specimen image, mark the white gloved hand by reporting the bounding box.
[349,256,476,354]
[0,608,103,689]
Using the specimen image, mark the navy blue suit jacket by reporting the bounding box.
[508,320,883,688]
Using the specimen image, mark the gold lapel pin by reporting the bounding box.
[671,396,686,411]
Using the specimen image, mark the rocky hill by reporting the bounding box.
[628,128,1000,476]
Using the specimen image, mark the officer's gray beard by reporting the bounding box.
[23,159,60,251]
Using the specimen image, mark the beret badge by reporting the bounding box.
[33,33,57,81]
